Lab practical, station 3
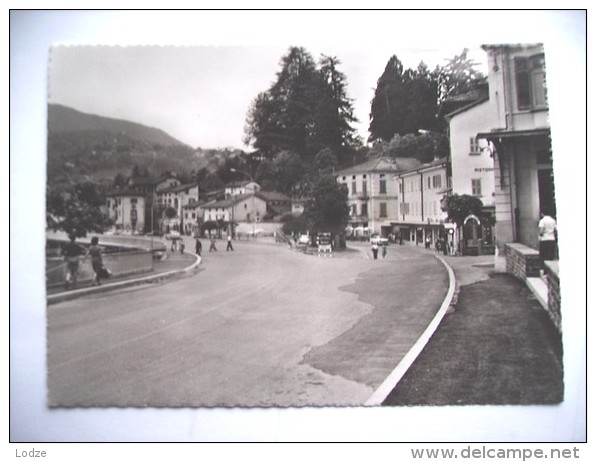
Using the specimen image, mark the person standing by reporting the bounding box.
[195,238,202,256]
[371,241,379,260]
[538,212,558,262]
[209,236,217,252]
[226,234,234,251]
[88,236,104,286]
[62,235,86,290]
[382,244,387,259]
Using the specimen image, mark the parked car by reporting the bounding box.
[370,234,389,245]
[165,230,181,240]
[297,234,310,245]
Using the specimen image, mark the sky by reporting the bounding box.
[48,43,487,149]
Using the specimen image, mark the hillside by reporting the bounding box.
[48,104,186,147]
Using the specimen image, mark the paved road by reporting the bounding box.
[47,240,448,407]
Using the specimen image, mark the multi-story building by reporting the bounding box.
[156,182,200,234]
[335,157,420,238]
[476,43,554,252]
[394,158,449,245]
[199,193,268,227]
[444,94,498,255]
[105,190,146,233]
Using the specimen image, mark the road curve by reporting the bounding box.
[47,240,448,407]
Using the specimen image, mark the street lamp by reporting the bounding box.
[230,168,256,237]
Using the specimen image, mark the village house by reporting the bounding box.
[224,180,260,197]
[105,190,146,234]
[200,193,268,226]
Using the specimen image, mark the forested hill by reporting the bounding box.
[48,104,186,147]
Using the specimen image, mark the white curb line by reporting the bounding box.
[365,254,457,406]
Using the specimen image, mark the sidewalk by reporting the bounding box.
[381,253,564,406]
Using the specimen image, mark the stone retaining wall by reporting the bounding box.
[544,260,562,332]
[505,242,542,278]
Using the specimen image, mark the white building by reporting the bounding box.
[444,96,498,254]
[224,180,260,197]
[106,191,146,233]
[200,193,267,225]
[394,158,449,245]
[335,157,420,238]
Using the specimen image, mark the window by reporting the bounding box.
[362,181,367,194]
[380,202,387,218]
[351,204,357,216]
[469,137,480,155]
[131,197,138,204]
[515,54,547,110]
[432,175,442,189]
[352,181,357,195]
[361,203,368,216]
[379,179,386,194]
[472,178,482,196]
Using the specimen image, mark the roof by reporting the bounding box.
[158,182,199,195]
[199,193,264,209]
[476,128,551,142]
[398,157,449,176]
[438,84,489,119]
[225,180,257,188]
[106,189,146,197]
[335,157,421,177]
[443,96,490,121]
[258,191,291,202]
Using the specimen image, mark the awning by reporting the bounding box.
[476,128,550,142]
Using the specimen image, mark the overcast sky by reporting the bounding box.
[48,44,487,149]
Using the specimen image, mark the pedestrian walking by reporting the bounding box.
[171,239,177,252]
[179,240,185,254]
[88,236,104,286]
[61,235,86,290]
[195,238,202,256]
[425,235,431,250]
[382,244,387,259]
[209,236,217,252]
[371,241,379,260]
[538,212,558,262]
[226,234,234,251]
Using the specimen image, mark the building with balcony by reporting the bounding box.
[477,43,555,252]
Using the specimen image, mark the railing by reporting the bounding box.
[46,249,153,288]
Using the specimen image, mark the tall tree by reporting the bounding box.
[368,56,408,142]
[244,47,360,164]
[437,48,486,103]
[311,55,360,159]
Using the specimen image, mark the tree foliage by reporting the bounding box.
[368,50,486,142]
[47,181,113,238]
[441,193,484,226]
[303,175,350,236]
[437,48,486,103]
[244,47,360,165]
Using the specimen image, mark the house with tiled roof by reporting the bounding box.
[156,182,200,234]
[199,193,267,226]
[224,180,260,197]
